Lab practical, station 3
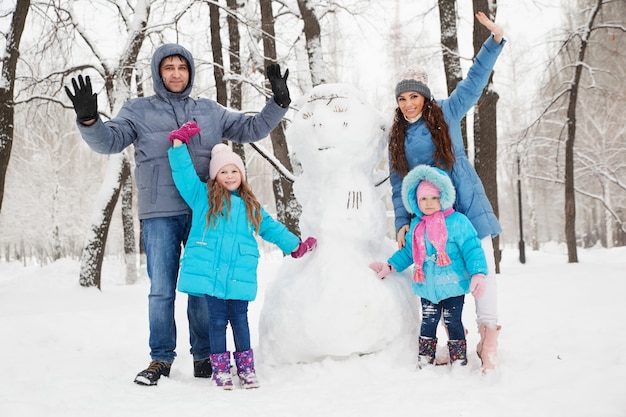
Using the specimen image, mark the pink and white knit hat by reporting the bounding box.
[209,144,246,180]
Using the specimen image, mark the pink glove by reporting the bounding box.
[369,262,395,279]
[169,121,201,144]
[470,274,486,299]
[291,237,317,258]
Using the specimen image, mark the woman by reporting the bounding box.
[388,12,505,372]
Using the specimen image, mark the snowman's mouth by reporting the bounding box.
[318,146,334,151]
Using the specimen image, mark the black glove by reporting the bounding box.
[64,75,98,123]
[266,64,291,108]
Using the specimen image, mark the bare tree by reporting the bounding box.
[472,0,501,271]
[226,0,243,109]
[437,0,467,149]
[0,0,30,214]
[79,153,128,289]
[211,0,253,181]
[68,2,151,287]
[121,166,137,284]
[562,5,598,262]
[226,0,246,162]
[259,0,301,236]
[3,112,92,264]
[297,0,326,86]
[539,0,624,261]
[210,0,227,106]
[435,0,502,271]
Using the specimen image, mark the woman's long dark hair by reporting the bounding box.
[389,99,455,176]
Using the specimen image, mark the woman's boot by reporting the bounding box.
[447,339,468,366]
[477,325,501,372]
[233,349,260,389]
[209,352,234,390]
[417,337,437,369]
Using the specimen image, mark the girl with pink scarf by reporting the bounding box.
[370,165,487,368]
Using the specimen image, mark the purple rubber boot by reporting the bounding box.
[233,349,260,389]
[209,352,234,390]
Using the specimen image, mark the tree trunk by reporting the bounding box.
[259,0,301,236]
[214,0,247,174]
[226,0,246,161]
[79,2,150,286]
[604,187,613,249]
[210,1,227,106]
[472,0,501,272]
[212,0,248,178]
[438,0,467,150]
[296,0,326,86]
[564,0,603,262]
[121,161,138,284]
[0,0,30,214]
[80,154,128,289]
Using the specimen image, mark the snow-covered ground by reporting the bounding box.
[1,243,624,417]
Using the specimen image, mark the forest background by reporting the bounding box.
[0,0,624,284]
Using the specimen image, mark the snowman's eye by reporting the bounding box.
[334,106,347,112]
[302,112,313,119]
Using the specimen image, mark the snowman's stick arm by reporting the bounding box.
[248,142,298,183]
[375,175,389,187]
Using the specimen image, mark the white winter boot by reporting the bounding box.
[477,324,501,373]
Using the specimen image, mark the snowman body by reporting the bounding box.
[259,84,418,365]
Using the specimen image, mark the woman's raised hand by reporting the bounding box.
[475,11,503,44]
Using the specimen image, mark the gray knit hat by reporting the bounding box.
[395,66,432,100]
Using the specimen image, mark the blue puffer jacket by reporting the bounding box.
[388,165,488,304]
[168,145,300,301]
[390,36,505,239]
[76,43,287,220]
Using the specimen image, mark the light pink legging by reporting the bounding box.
[475,237,499,329]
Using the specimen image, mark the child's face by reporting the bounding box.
[418,194,441,216]
[215,164,242,191]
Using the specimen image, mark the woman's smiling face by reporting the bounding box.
[397,91,425,120]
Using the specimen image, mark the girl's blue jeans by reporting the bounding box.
[205,295,251,353]
[420,295,466,340]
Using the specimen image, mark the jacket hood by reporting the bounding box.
[151,43,195,100]
[401,164,456,217]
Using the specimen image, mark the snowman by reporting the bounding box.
[258,84,419,365]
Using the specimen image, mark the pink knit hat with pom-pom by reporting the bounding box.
[209,144,246,180]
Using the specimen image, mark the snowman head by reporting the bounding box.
[287,83,387,177]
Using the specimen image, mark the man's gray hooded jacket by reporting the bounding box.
[76,43,287,219]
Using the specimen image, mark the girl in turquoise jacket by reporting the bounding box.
[168,122,316,389]
[370,165,487,367]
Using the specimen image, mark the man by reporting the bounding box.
[65,43,291,386]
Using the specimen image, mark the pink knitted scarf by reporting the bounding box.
[411,207,455,283]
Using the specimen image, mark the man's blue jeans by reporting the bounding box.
[420,295,466,340]
[142,215,211,363]
[205,295,251,354]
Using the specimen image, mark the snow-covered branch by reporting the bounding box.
[249,141,297,183]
